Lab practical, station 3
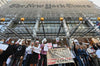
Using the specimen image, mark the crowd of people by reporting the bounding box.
[0,38,100,66]
[72,40,100,66]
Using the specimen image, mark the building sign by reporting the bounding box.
[9,4,91,9]
[47,48,74,65]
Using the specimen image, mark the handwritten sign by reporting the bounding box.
[47,48,74,65]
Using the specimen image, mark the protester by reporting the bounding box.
[38,38,48,66]
[10,40,26,66]
[96,46,100,66]
[25,42,34,66]
[87,45,99,66]
[0,38,100,66]
[31,40,41,66]
[0,43,16,66]
[73,42,83,66]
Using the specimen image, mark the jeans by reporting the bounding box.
[76,56,82,66]
[85,56,90,66]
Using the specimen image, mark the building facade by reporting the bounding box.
[0,0,100,42]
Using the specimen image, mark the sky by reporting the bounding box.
[89,0,100,7]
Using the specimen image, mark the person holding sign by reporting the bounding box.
[38,38,48,66]
[0,43,16,66]
[30,40,41,66]
[10,40,26,66]
[44,43,49,51]
[25,42,34,66]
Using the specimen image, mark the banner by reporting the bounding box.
[47,48,74,65]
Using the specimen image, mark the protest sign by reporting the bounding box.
[0,44,8,50]
[53,44,58,48]
[47,48,74,65]
[47,43,52,49]
[44,44,48,51]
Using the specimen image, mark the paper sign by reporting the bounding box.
[53,44,58,48]
[56,37,59,42]
[0,44,9,50]
[34,48,41,54]
[44,44,48,51]
[33,44,41,54]
[47,43,52,49]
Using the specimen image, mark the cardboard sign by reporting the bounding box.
[47,48,74,65]
[0,44,9,50]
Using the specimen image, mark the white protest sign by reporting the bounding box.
[33,44,41,54]
[44,44,48,51]
[0,44,9,50]
[53,44,58,48]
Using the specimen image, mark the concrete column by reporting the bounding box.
[63,19,70,37]
[7,18,14,28]
[33,19,39,38]
[63,19,70,46]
